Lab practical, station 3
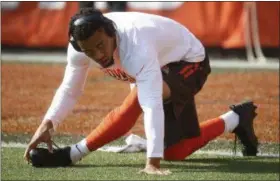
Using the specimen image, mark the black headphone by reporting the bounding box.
[69,14,116,52]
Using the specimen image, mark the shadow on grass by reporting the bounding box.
[72,157,279,174]
[177,157,279,174]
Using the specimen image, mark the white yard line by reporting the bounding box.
[2,142,27,148]
[1,53,67,63]
[2,141,279,158]
[1,53,279,69]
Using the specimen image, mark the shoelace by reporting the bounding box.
[52,140,60,149]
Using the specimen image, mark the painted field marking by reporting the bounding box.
[2,141,279,158]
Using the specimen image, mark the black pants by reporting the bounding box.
[162,53,211,148]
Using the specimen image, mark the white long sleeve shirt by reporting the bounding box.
[43,12,205,158]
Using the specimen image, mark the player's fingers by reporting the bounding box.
[24,133,44,161]
[138,168,170,175]
[160,169,172,175]
[153,170,168,175]
[46,140,53,153]
[23,140,37,162]
[24,142,38,163]
[23,147,31,162]
[138,169,151,174]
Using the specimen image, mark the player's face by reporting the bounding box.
[77,27,116,67]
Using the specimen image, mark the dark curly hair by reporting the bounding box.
[68,8,116,41]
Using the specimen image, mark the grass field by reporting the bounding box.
[2,147,279,180]
[2,133,279,180]
[1,61,279,180]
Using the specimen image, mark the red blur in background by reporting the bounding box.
[1,2,279,48]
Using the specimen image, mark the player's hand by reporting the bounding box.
[138,158,172,175]
[139,166,171,175]
[23,120,54,163]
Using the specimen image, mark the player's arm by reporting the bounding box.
[43,44,91,131]
[24,44,91,162]
[123,47,165,170]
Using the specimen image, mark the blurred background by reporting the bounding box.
[1,1,279,64]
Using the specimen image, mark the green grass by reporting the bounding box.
[2,147,279,180]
